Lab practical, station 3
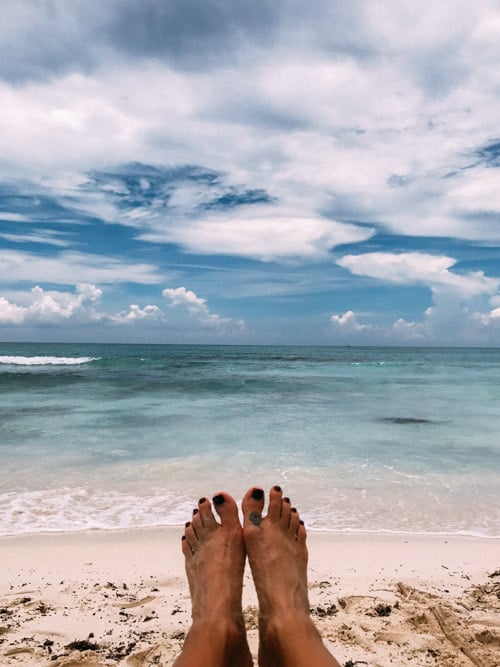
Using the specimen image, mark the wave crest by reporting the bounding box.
[0,356,99,366]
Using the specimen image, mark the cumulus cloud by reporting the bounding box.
[330,310,369,332]
[111,304,161,323]
[0,284,102,325]
[163,286,244,330]
[333,251,500,344]
[162,287,208,312]
[0,283,242,335]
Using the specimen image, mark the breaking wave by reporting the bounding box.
[0,356,99,366]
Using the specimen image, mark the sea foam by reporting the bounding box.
[0,356,99,366]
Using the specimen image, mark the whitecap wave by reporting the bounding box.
[0,355,99,366]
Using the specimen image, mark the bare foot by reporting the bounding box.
[242,485,309,622]
[242,486,340,667]
[175,493,252,667]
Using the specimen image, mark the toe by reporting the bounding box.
[288,507,300,536]
[268,485,283,521]
[191,508,204,536]
[198,496,217,531]
[212,491,241,527]
[184,522,198,552]
[181,534,192,557]
[297,519,307,545]
[242,486,265,529]
[280,496,292,528]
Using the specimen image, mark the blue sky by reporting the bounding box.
[1,1,500,345]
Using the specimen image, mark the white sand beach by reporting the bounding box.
[1,528,499,666]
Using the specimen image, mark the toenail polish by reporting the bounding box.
[284,497,290,503]
[181,535,186,540]
[251,488,264,500]
[299,520,304,525]
[192,508,199,515]
[273,485,282,492]
[199,497,207,504]
[185,521,191,527]
[291,507,297,513]
[213,494,225,506]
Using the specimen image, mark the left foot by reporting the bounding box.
[179,493,252,666]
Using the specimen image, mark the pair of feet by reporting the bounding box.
[176,486,340,667]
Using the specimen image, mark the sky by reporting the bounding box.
[1,1,500,346]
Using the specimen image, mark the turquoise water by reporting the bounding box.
[0,343,499,537]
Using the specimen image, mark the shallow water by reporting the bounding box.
[0,343,499,537]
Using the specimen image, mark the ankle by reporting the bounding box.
[260,607,312,639]
[191,613,246,638]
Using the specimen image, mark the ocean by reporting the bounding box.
[0,343,499,538]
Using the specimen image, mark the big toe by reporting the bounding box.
[212,491,241,527]
[242,486,265,530]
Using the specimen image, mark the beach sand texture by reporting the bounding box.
[1,529,499,666]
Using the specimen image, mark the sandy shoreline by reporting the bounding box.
[1,528,499,666]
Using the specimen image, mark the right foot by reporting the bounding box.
[242,485,310,623]
[242,486,340,667]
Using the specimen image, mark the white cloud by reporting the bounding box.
[162,286,244,331]
[0,230,71,247]
[111,304,161,323]
[330,310,369,332]
[141,207,374,262]
[0,283,102,325]
[0,249,162,286]
[162,286,208,312]
[337,252,500,297]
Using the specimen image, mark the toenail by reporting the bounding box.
[198,497,207,504]
[213,494,225,505]
[251,488,264,500]
[299,520,304,525]
[192,508,199,515]
[185,521,191,527]
[181,535,186,540]
[284,497,290,503]
[273,485,282,492]
[291,507,297,513]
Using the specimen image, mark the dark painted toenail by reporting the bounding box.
[199,497,206,504]
[299,520,304,525]
[182,535,186,540]
[284,497,290,503]
[273,485,281,492]
[213,494,225,505]
[251,488,264,500]
[193,508,199,515]
[185,521,191,527]
[291,507,297,513]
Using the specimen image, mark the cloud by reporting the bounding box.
[148,209,374,262]
[111,304,161,323]
[330,310,369,332]
[163,286,244,330]
[162,286,207,312]
[0,230,71,247]
[337,252,500,297]
[0,283,233,332]
[0,249,162,286]
[0,284,102,325]
[74,164,374,261]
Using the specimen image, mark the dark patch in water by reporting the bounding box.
[381,417,433,425]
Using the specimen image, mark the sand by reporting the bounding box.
[0,528,499,666]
